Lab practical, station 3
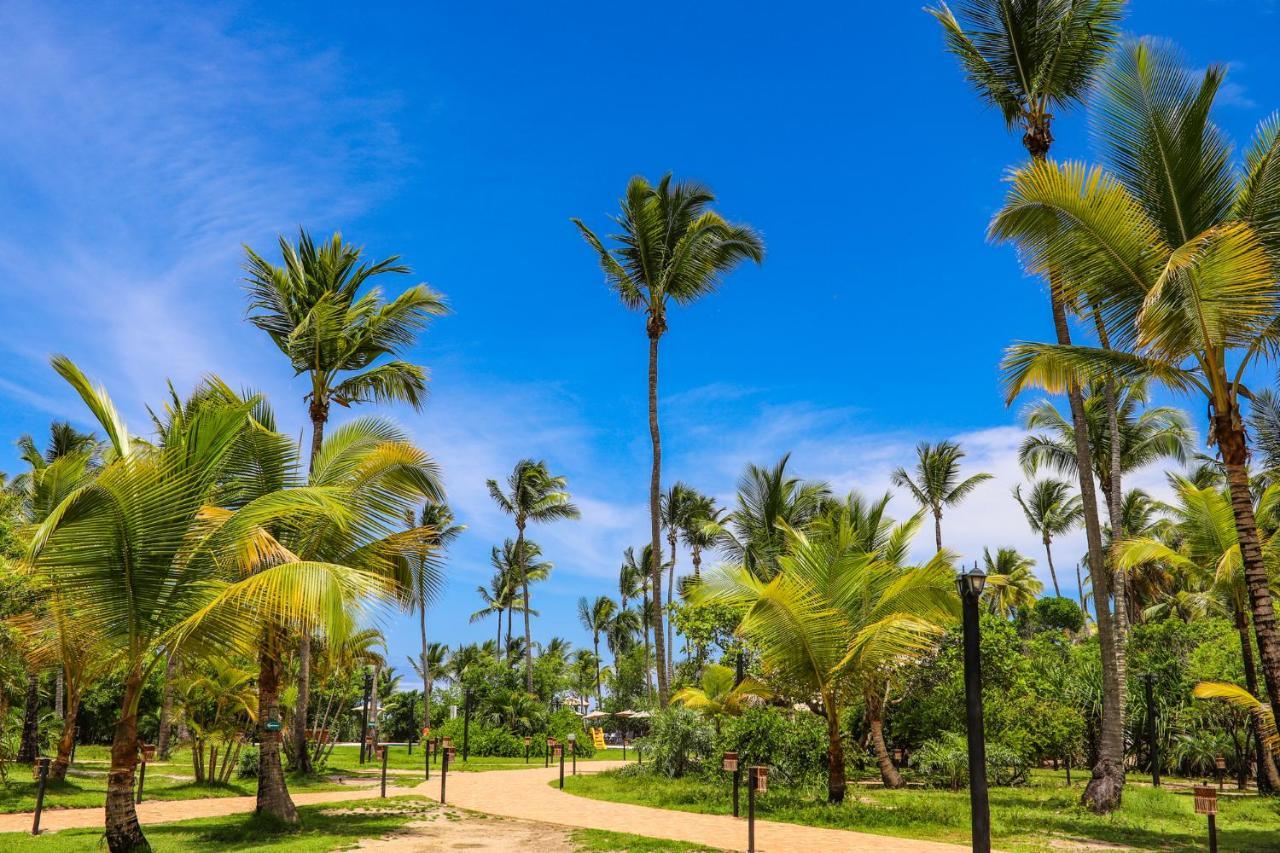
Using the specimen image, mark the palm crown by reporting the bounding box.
[891,441,992,551]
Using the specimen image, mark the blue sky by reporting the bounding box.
[1,0,1277,687]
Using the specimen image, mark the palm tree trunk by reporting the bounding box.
[825,699,847,803]
[105,666,147,852]
[256,627,299,823]
[17,672,39,764]
[867,695,902,790]
[642,591,653,699]
[517,525,534,692]
[1076,560,1089,623]
[1044,538,1061,598]
[498,608,505,658]
[1236,608,1280,791]
[647,328,668,704]
[55,668,63,718]
[50,687,80,782]
[292,631,312,774]
[420,600,430,742]
[667,530,677,682]
[1095,315,1130,729]
[157,653,177,760]
[593,635,602,706]
[1218,412,1280,754]
[933,510,943,553]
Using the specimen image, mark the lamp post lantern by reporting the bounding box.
[956,564,991,853]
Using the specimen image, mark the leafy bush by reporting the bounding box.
[638,708,714,778]
[238,745,259,778]
[1030,597,1084,633]
[912,733,1029,790]
[716,708,827,785]
[428,708,596,759]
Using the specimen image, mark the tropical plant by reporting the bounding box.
[407,500,463,741]
[242,229,447,771]
[992,40,1280,768]
[890,440,992,552]
[713,454,831,580]
[981,547,1043,618]
[487,460,579,691]
[697,514,956,802]
[669,663,768,731]
[574,175,763,702]
[929,0,1126,812]
[1012,479,1081,597]
[661,483,698,680]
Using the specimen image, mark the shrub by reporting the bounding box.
[238,745,260,778]
[428,710,597,759]
[716,708,827,786]
[638,708,714,778]
[1030,597,1084,633]
[912,733,1029,789]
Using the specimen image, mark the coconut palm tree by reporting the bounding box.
[993,41,1280,762]
[606,607,642,681]
[471,572,514,651]
[1013,479,1083,597]
[680,490,722,580]
[487,460,579,690]
[574,176,763,702]
[891,441,992,552]
[619,547,652,695]
[661,483,698,679]
[488,539,547,662]
[698,515,955,802]
[407,500,462,743]
[407,642,449,724]
[981,547,1043,618]
[670,663,769,732]
[27,358,393,851]
[577,596,617,705]
[715,454,831,580]
[242,229,448,771]
[929,0,1127,812]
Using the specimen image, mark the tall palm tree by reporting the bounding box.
[488,539,547,661]
[28,358,391,851]
[661,483,697,679]
[407,500,462,745]
[993,41,1280,770]
[1013,478,1083,597]
[577,596,616,705]
[981,546,1043,618]
[890,441,992,552]
[471,572,514,650]
[680,490,722,580]
[574,176,763,703]
[929,0,1127,812]
[407,642,449,729]
[698,515,955,802]
[242,229,448,771]
[620,546,654,697]
[606,607,642,683]
[715,454,831,580]
[487,460,579,690]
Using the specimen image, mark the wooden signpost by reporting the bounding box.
[1194,786,1218,853]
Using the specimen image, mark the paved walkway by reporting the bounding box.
[428,761,967,852]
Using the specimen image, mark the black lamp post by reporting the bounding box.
[956,564,991,853]
[359,669,373,764]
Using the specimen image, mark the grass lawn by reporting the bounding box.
[568,827,721,851]
[0,746,361,814]
[0,796,436,851]
[561,768,1280,852]
[321,743,629,775]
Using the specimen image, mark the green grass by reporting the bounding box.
[0,796,436,851]
[0,750,359,814]
[561,768,1280,852]
[568,827,722,851]
[321,743,628,775]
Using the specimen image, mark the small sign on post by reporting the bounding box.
[1194,786,1218,853]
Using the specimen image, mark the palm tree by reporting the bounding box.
[606,607,642,682]
[488,539,547,661]
[680,490,722,580]
[28,358,392,851]
[670,664,769,732]
[407,642,449,729]
[487,460,579,690]
[929,0,1126,812]
[407,500,463,744]
[993,41,1280,765]
[891,441,992,552]
[1013,479,1083,597]
[981,547,1043,618]
[471,572,514,650]
[661,483,698,679]
[620,546,654,697]
[574,176,763,703]
[242,229,448,771]
[577,596,617,705]
[698,515,955,802]
[715,454,831,580]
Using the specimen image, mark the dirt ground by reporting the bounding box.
[351,805,580,851]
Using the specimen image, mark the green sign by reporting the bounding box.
[264,719,282,732]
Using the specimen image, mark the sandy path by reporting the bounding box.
[428,761,967,852]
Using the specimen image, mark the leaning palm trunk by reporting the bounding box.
[256,627,299,823]
[866,693,902,790]
[1043,538,1061,598]
[50,689,81,782]
[1235,609,1280,790]
[17,672,39,764]
[105,666,147,852]
[825,699,847,803]
[647,328,668,703]
[1218,411,1280,740]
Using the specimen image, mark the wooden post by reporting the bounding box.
[31,757,50,835]
[379,745,388,798]
[1195,786,1218,853]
